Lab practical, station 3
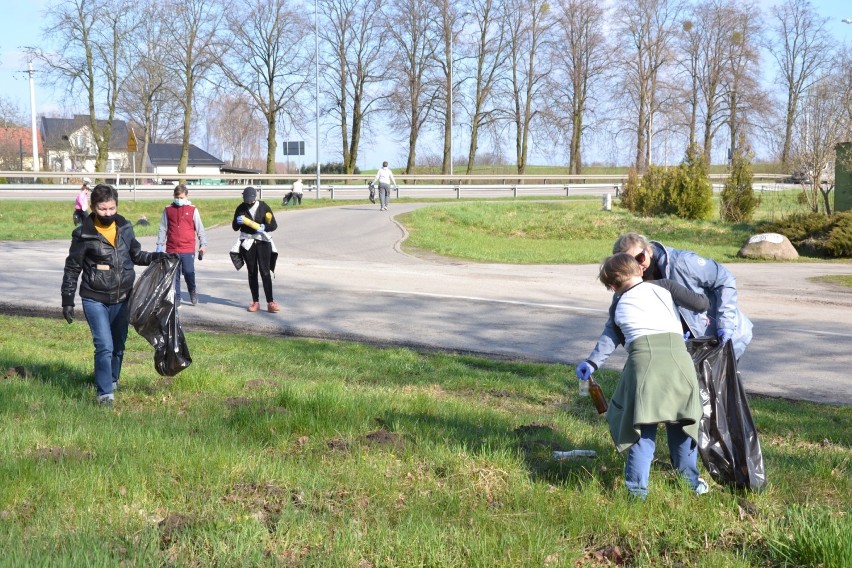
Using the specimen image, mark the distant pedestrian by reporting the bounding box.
[61,183,172,406]
[372,161,396,211]
[232,186,280,313]
[283,178,304,206]
[73,178,90,225]
[155,184,208,306]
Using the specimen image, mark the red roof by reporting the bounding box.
[0,127,43,154]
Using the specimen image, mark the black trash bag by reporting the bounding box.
[686,337,766,491]
[128,256,192,377]
[368,181,376,204]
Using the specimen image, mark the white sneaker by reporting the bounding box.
[694,477,709,495]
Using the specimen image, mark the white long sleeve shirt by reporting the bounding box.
[373,167,396,185]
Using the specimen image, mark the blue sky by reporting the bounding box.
[1,0,851,168]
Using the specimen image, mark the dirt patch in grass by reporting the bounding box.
[513,422,557,437]
[224,481,306,533]
[245,379,278,390]
[4,366,34,380]
[29,447,94,461]
[158,512,193,547]
[576,544,629,567]
[224,397,254,409]
[364,428,405,450]
[327,438,351,451]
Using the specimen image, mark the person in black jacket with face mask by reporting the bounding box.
[61,184,172,406]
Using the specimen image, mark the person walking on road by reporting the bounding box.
[73,178,90,225]
[155,184,208,306]
[578,253,711,499]
[578,232,752,375]
[232,186,280,313]
[372,161,396,211]
[61,184,172,406]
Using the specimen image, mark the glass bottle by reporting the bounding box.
[588,377,608,414]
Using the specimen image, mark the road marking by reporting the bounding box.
[377,289,607,313]
[789,328,852,338]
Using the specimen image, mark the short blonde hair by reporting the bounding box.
[598,252,642,290]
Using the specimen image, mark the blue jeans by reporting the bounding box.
[624,423,700,498]
[174,252,196,300]
[82,298,129,398]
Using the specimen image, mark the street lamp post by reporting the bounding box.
[315,0,320,199]
[448,11,471,178]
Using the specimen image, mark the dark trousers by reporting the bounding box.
[243,240,274,303]
[174,252,197,300]
[283,192,302,205]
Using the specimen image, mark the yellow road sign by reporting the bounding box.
[127,128,138,153]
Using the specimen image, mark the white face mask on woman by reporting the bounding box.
[174,198,189,206]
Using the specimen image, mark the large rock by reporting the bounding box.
[738,233,799,260]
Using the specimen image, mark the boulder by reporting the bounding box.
[738,233,799,260]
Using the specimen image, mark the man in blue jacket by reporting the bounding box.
[577,232,753,379]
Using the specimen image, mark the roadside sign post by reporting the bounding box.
[127,128,138,201]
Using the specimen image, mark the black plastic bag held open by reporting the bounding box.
[686,337,766,491]
[128,256,192,377]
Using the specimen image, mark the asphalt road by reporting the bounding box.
[2,201,851,406]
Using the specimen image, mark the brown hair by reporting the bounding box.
[598,252,642,290]
[173,184,188,197]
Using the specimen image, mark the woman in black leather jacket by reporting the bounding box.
[61,184,169,406]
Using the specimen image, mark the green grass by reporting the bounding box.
[813,275,852,289]
[400,191,819,264]
[1,314,850,566]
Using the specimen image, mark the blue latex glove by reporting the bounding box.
[576,361,594,380]
[717,327,733,344]
[236,215,245,225]
[683,331,692,340]
[256,224,265,233]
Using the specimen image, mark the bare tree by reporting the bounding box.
[791,65,852,214]
[502,0,554,174]
[0,97,26,128]
[385,0,441,173]
[35,0,141,172]
[615,0,681,171]
[722,6,764,164]
[461,0,507,174]
[548,0,609,174]
[161,0,224,174]
[319,0,389,174]
[219,0,313,175]
[206,93,266,168]
[118,0,183,172]
[766,0,832,167]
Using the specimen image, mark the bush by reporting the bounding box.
[758,211,852,258]
[618,166,640,211]
[300,162,361,175]
[720,136,759,223]
[669,145,713,220]
[618,145,712,220]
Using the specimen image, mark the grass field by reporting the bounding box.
[0,314,849,566]
[399,190,822,264]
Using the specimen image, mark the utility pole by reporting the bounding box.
[27,61,39,178]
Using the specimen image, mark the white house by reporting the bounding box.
[40,115,130,173]
[146,143,224,182]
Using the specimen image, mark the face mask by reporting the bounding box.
[96,213,116,225]
[174,198,188,206]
